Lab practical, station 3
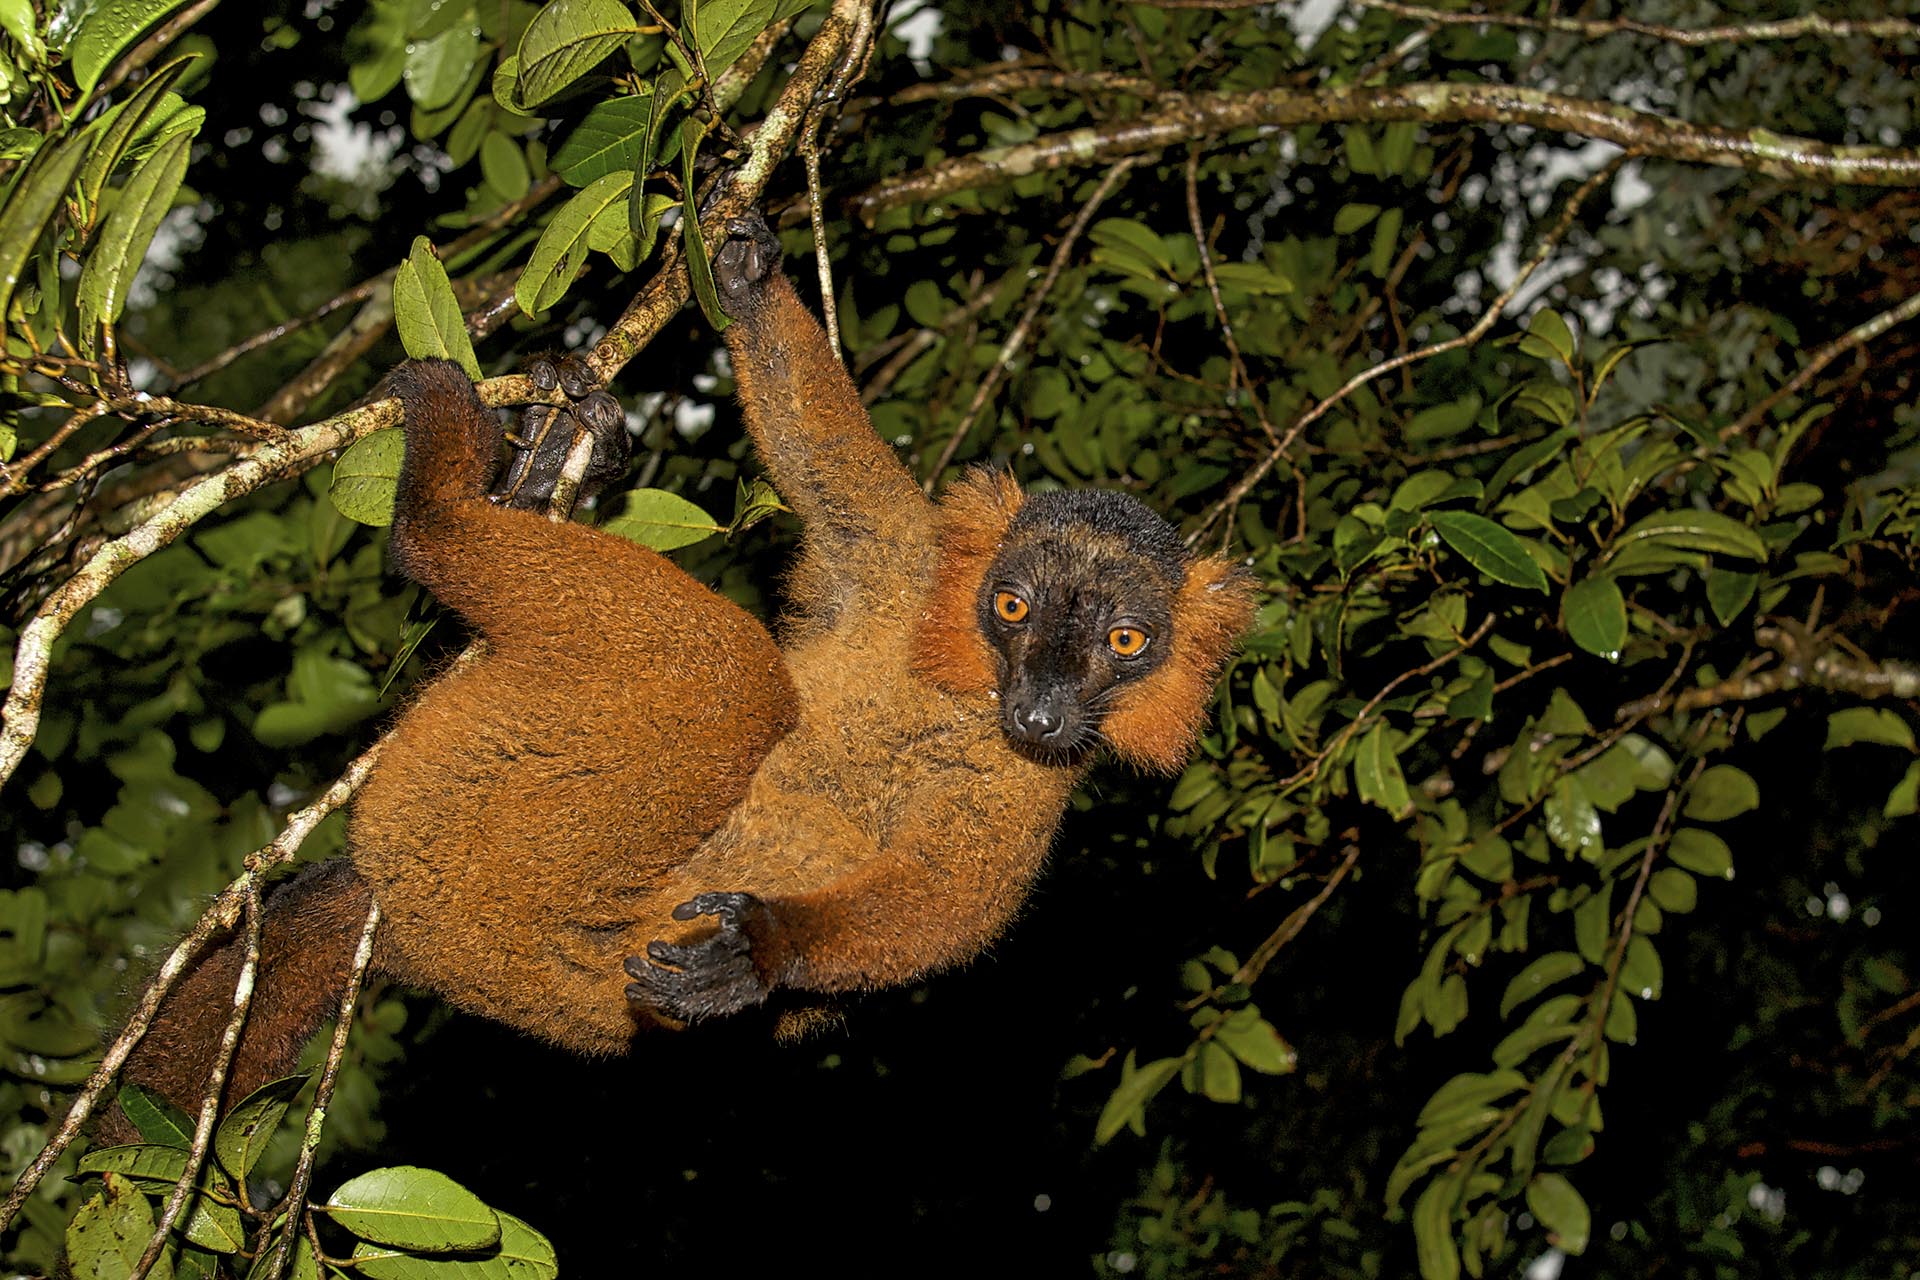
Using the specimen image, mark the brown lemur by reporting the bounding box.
[104,213,1255,1139]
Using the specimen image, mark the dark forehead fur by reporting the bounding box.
[1001,489,1188,585]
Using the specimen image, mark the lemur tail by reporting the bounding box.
[97,859,374,1145]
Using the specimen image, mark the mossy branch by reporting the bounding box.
[852,81,1920,222]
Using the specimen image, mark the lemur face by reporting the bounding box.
[976,490,1188,761]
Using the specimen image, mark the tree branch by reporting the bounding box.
[852,81,1920,222]
[1722,285,1920,440]
[921,154,1142,489]
[1350,2,1920,47]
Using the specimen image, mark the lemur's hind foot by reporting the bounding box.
[713,213,783,309]
[493,352,628,511]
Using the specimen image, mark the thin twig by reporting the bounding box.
[1232,840,1364,988]
[1721,285,1920,440]
[921,155,1143,489]
[94,0,222,99]
[860,275,1003,405]
[1191,157,1619,545]
[1278,615,1495,790]
[0,750,380,1232]
[131,875,263,1280]
[1183,146,1276,445]
[262,899,381,1280]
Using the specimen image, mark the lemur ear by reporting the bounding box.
[912,468,1025,695]
[1101,554,1257,774]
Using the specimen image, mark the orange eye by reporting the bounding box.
[994,591,1030,623]
[1107,626,1149,657]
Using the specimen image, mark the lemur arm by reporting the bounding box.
[628,784,1057,1019]
[715,220,937,608]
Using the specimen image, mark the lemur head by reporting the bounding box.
[914,470,1256,772]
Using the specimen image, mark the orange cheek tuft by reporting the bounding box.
[911,468,1025,696]
[1101,555,1258,773]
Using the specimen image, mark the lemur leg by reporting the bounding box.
[493,353,629,511]
[358,362,797,1052]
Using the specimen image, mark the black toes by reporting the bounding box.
[492,358,628,510]
[713,213,780,300]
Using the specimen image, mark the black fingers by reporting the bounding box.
[671,890,758,923]
[625,892,770,1024]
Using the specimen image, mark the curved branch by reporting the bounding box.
[1350,2,1920,47]
[922,154,1142,489]
[1723,285,1920,440]
[0,747,379,1232]
[0,371,549,790]
[852,81,1920,222]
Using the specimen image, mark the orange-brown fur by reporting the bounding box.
[107,236,1253,1136]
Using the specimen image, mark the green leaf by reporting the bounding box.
[1620,934,1662,999]
[1404,393,1482,444]
[1887,761,1919,819]
[1353,722,1413,818]
[1094,1051,1183,1144]
[67,1174,174,1280]
[1212,1010,1297,1075]
[394,238,482,379]
[479,131,531,200]
[77,128,191,330]
[69,0,192,95]
[1704,568,1758,625]
[76,53,196,214]
[516,169,631,314]
[1411,1175,1461,1280]
[0,0,45,62]
[403,11,481,110]
[1518,309,1575,366]
[1611,509,1766,562]
[116,1084,193,1146]
[1525,1172,1591,1254]
[0,132,91,331]
[1543,778,1601,858]
[516,0,636,108]
[1683,764,1760,822]
[550,91,653,184]
[599,487,723,551]
[689,0,777,75]
[1562,576,1626,659]
[1824,707,1916,752]
[215,1074,307,1182]
[1416,1071,1526,1127]
[1572,885,1611,964]
[1647,867,1697,914]
[1667,827,1733,879]
[1499,952,1585,1019]
[1089,217,1174,275]
[492,1211,559,1279]
[680,116,725,329]
[1189,1040,1242,1103]
[351,1209,557,1280]
[322,1166,501,1252]
[727,475,788,537]
[1333,202,1379,234]
[1428,510,1548,592]
[349,0,409,101]
[330,428,405,527]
